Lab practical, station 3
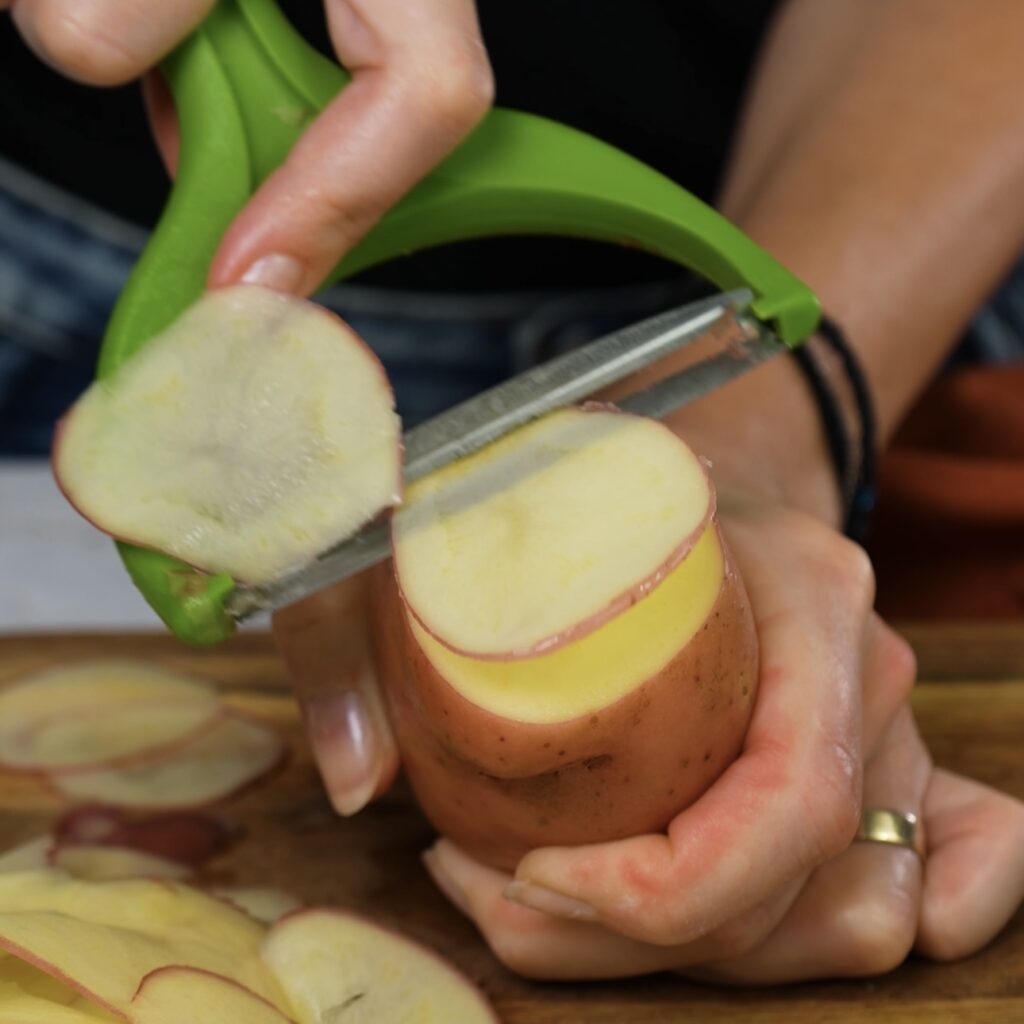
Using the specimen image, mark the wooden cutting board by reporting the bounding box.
[1,629,1022,1024]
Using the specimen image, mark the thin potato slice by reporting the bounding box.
[393,407,713,659]
[0,870,279,1015]
[261,908,497,1024]
[0,661,219,771]
[2,953,78,1005]
[11,702,222,775]
[0,837,52,874]
[0,980,118,1022]
[131,966,294,1024]
[51,845,192,882]
[54,285,401,584]
[211,887,304,926]
[52,717,284,809]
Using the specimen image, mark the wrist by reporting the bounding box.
[664,352,844,527]
[598,312,854,529]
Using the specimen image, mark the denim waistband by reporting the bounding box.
[2,156,1022,456]
[0,157,696,454]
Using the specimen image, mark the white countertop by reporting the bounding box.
[0,461,267,633]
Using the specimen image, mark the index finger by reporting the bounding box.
[209,0,493,294]
[507,508,874,946]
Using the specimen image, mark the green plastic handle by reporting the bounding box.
[98,0,820,646]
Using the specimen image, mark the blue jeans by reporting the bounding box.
[1,156,1022,456]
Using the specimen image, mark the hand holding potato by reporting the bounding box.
[417,507,1024,980]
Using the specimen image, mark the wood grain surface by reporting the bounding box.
[0,629,1021,1023]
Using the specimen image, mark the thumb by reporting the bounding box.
[272,572,399,816]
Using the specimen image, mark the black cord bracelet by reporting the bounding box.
[790,316,877,542]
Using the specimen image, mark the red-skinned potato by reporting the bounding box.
[371,407,758,870]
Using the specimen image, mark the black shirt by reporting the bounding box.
[0,1,779,288]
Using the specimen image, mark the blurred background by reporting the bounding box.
[3,2,1023,634]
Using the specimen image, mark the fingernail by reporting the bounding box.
[239,253,304,293]
[503,881,599,922]
[305,691,380,816]
[422,846,471,917]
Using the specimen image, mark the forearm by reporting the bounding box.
[655,0,1024,524]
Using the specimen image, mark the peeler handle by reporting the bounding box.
[99,0,820,646]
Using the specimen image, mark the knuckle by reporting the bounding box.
[881,627,918,699]
[917,921,970,963]
[797,520,876,608]
[632,909,687,947]
[824,535,876,604]
[420,39,495,127]
[803,746,862,865]
[481,903,555,978]
[837,895,917,975]
[623,898,709,948]
[31,7,140,85]
[486,931,542,977]
[313,183,369,242]
[706,908,776,959]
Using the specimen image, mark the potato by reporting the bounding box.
[372,409,758,869]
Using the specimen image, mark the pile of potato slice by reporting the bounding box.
[0,863,496,1022]
[0,660,284,808]
[0,661,499,1020]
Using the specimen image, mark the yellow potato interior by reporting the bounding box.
[0,979,118,1022]
[1,955,78,1006]
[395,408,712,658]
[52,846,191,883]
[131,967,291,1024]
[0,871,278,1013]
[411,525,723,723]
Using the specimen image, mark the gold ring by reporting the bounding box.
[856,808,924,857]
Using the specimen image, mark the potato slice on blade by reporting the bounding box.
[54,285,401,585]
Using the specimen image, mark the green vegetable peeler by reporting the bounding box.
[96,0,820,647]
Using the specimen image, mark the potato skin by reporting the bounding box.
[369,528,758,871]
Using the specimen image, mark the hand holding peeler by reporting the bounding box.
[96,0,820,647]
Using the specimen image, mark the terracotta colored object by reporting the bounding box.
[870,367,1024,619]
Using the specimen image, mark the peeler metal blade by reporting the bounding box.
[226,289,786,621]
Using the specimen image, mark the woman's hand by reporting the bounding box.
[407,499,913,979]
[6,0,493,295]
[421,667,1024,982]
